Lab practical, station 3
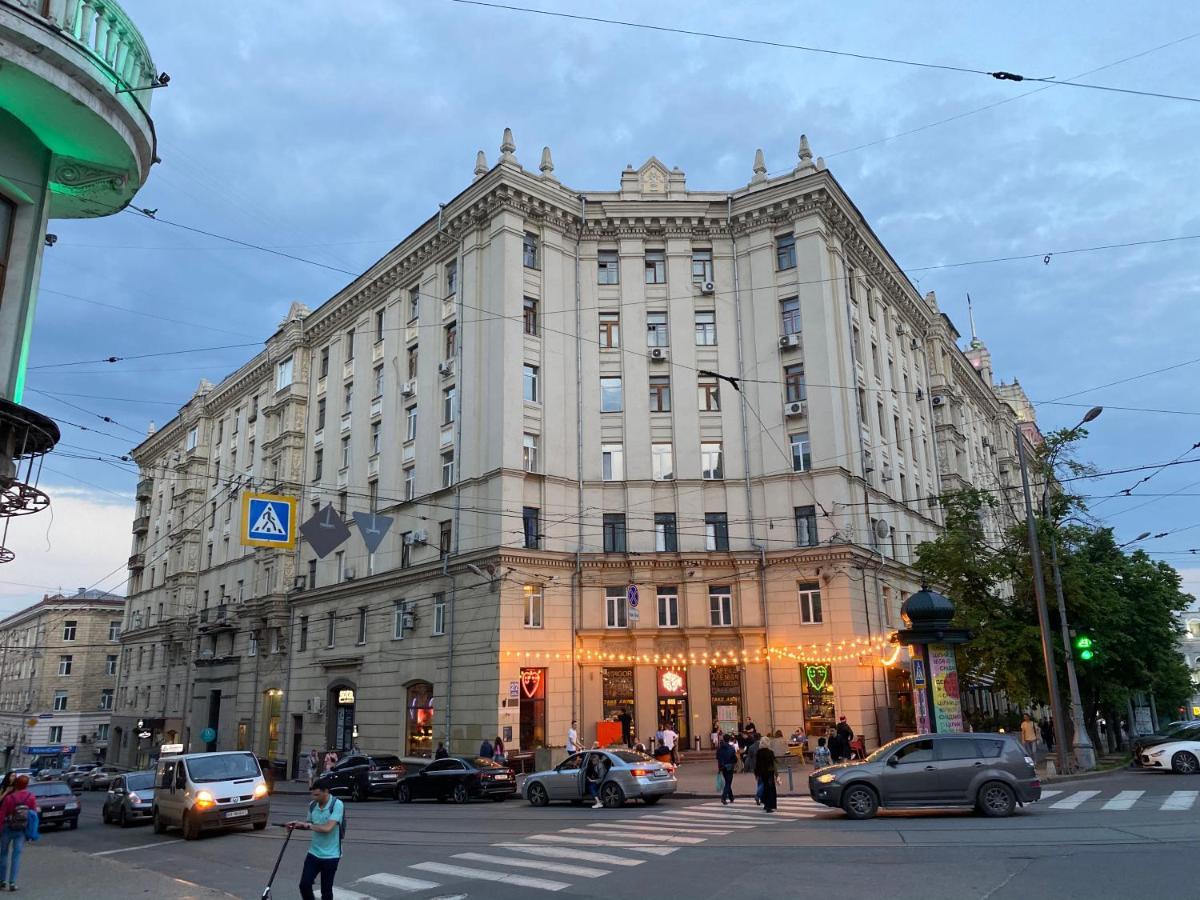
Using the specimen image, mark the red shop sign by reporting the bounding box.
[520,668,545,700]
[658,668,687,697]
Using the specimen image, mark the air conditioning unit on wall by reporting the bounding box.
[784,401,806,418]
[649,347,669,362]
[779,334,801,350]
[700,280,716,295]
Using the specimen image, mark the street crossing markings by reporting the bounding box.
[528,834,678,854]
[1038,790,1062,800]
[1050,790,1101,809]
[331,889,380,900]
[1101,791,1145,810]
[583,821,733,836]
[563,827,706,844]
[411,861,571,892]
[494,842,646,866]
[357,873,444,892]
[453,851,609,878]
[633,816,756,830]
[662,811,789,825]
[1160,790,1199,811]
[90,839,185,856]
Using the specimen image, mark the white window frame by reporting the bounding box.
[799,583,823,624]
[58,655,72,676]
[601,443,624,481]
[441,450,455,487]
[701,442,723,480]
[393,601,408,640]
[406,405,417,441]
[524,585,544,629]
[276,355,294,391]
[62,620,77,641]
[186,427,198,451]
[523,365,539,403]
[600,376,623,412]
[790,433,811,472]
[49,725,63,743]
[523,433,539,473]
[433,595,446,635]
[53,690,68,711]
[652,443,674,481]
[709,587,733,627]
[404,466,416,500]
[657,588,679,628]
[605,587,628,628]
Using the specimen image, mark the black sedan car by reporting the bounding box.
[326,753,408,801]
[29,780,81,830]
[396,756,516,804]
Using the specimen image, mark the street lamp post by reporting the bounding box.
[1016,423,1071,776]
[1042,406,1102,771]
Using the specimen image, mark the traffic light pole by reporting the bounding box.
[1046,529,1097,770]
[1016,426,1071,776]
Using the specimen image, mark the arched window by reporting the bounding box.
[406,682,434,756]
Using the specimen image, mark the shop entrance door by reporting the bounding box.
[519,668,546,751]
[657,697,689,745]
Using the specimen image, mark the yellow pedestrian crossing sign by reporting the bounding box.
[241,492,297,549]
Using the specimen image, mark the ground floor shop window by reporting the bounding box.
[406,682,435,756]
[329,685,356,751]
[657,666,689,745]
[801,663,836,739]
[886,666,916,736]
[519,667,546,750]
[602,667,635,743]
[262,689,283,758]
[709,665,742,735]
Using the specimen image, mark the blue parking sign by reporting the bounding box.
[241,492,297,549]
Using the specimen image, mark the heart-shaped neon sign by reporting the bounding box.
[521,669,543,698]
[805,664,829,692]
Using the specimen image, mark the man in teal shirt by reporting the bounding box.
[286,775,344,900]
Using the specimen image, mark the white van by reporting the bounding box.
[152,751,270,839]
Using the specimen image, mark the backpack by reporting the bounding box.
[5,804,29,833]
[310,797,346,841]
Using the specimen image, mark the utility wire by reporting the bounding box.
[447,0,1200,103]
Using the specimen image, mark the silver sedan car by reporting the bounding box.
[524,749,676,808]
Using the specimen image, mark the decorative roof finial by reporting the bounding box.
[967,293,983,348]
[539,146,556,180]
[500,127,516,164]
[795,134,815,174]
[751,148,767,183]
[474,150,488,179]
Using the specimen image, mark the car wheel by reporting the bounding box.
[152,808,167,835]
[526,783,549,807]
[452,784,470,805]
[351,781,366,802]
[1172,751,1199,775]
[119,807,129,829]
[642,796,661,806]
[977,781,1016,817]
[841,784,879,820]
[397,784,412,804]
[101,806,110,825]
[182,811,201,841]
[68,817,78,830]
[600,782,625,809]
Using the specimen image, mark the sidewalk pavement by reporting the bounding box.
[13,846,235,899]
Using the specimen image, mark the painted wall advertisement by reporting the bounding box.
[928,643,964,732]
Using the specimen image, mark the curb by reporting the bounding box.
[1042,762,1133,785]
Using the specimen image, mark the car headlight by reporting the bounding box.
[194,790,216,808]
[1148,749,1168,757]
[65,802,79,810]
[817,773,838,784]
[253,783,269,799]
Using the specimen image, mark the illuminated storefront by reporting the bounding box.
[709,665,742,734]
[519,668,546,750]
[602,667,635,738]
[406,682,435,756]
[801,663,836,738]
[657,667,689,743]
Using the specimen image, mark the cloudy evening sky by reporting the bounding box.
[5,0,1199,612]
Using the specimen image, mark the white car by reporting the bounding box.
[1139,739,1200,774]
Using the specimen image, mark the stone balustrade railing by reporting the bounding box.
[8,0,157,101]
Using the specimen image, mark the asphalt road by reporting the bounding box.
[22,767,1200,900]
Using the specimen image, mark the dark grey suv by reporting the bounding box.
[809,733,1040,819]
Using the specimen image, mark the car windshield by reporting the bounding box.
[29,782,71,797]
[612,751,655,764]
[864,736,913,763]
[369,756,402,769]
[126,773,155,791]
[184,753,261,783]
[471,757,503,768]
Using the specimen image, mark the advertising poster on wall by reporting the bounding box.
[912,657,932,733]
[928,643,964,732]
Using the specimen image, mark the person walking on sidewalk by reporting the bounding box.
[287,775,345,900]
[717,734,738,804]
[754,739,778,813]
[1020,714,1039,758]
[0,775,39,892]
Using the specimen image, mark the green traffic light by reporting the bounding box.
[1074,635,1093,650]
[1079,648,1094,660]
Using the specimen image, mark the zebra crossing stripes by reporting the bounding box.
[410,861,571,892]
[1050,790,1101,809]
[1101,791,1144,810]
[491,842,647,866]
[355,873,442,892]
[1038,790,1062,800]
[452,852,609,878]
[528,833,680,853]
[332,888,383,900]
[634,815,757,830]
[585,820,734,835]
[562,827,707,844]
[1160,790,1198,810]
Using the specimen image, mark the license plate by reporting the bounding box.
[381,774,397,780]
[653,770,668,777]
[43,810,61,817]
[494,774,510,780]
[223,809,249,819]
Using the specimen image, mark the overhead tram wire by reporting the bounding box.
[445,0,1200,103]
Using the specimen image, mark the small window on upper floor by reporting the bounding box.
[597,250,619,284]
[776,233,796,271]
[523,231,539,269]
[691,249,713,284]
[276,355,294,391]
[644,250,666,284]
